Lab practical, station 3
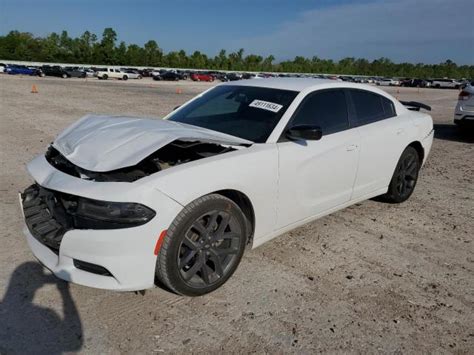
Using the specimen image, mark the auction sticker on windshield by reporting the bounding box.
[249,100,283,113]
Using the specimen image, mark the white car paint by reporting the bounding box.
[431,79,462,89]
[122,71,142,79]
[454,83,474,124]
[96,67,130,80]
[376,78,399,86]
[21,78,433,291]
[53,114,251,172]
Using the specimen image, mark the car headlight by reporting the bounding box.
[63,196,156,229]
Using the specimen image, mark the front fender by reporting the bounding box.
[148,144,279,242]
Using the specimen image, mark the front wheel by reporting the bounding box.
[155,194,248,296]
[381,146,420,203]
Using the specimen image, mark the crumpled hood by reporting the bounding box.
[53,114,252,172]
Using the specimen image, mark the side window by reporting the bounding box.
[381,97,396,118]
[290,90,349,135]
[350,89,395,126]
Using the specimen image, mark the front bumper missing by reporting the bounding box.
[20,154,184,291]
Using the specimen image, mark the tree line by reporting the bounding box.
[0,28,472,79]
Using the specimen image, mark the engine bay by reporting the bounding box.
[45,140,238,182]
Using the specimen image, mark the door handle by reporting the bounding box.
[397,128,405,135]
[346,144,358,151]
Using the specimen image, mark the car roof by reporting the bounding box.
[218,77,408,113]
[221,78,335,92]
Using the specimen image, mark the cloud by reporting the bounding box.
[232,0,474,64]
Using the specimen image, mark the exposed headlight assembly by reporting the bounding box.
[61,194,156,229]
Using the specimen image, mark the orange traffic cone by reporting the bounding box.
[31,85,38,94]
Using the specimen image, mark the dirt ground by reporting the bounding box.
[0,75,472,354]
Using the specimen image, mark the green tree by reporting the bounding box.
[0,28,472,78]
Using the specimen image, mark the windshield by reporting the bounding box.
[167,85,298,142]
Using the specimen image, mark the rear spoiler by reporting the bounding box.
[400,100,431,111]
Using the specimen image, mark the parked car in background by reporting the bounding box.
[64,67,87,78]
[5,65,44,76]
[20,78,433,296]
[96,68,130,80]
[151,69,163,78]
[339,76,355,82]
[376,78,400,86]
[190,72,215,82]
[226,73,243,81]
[84,68,96,78]
[121,69,142,79]
[454,82,474,127]
[154,71,181,81]
[175,70,189,80]
[0,63,5,73]
[431,79,461,89]
[42,65,71,78]
[400,79,428,88]
[354,77,369,83]
[138,69,155,77]
[243,73,265,80]
[215,73,229,81]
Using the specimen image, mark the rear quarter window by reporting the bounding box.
[349,89,396,126]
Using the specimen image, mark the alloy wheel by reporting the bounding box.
[177,210,242,287]
[395,151,418,198]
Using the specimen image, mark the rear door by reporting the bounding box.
[348,89,411,199]
[276,89,360,228]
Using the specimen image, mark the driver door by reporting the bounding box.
[276,89,360,229]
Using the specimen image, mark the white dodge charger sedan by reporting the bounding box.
[20,78,434,296]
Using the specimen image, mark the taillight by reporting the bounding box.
[458,91,470,100]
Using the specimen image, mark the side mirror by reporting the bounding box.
[285,125,323,141]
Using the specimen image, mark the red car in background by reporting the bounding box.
[190,73,214,82]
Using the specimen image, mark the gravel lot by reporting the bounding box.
[0,75,473,353]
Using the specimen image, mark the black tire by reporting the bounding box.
[381,146,420,203]
[155,194,248,296]
[122,75,128,81]
[102,74,108,80]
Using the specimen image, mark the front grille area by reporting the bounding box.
[21,184,72,254]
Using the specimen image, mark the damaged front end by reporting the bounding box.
[45,115,251,182]
[21,183,156,254]
[46,139,237,182]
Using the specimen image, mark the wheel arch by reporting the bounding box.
[407,141,424,164]
[212,189,255,247]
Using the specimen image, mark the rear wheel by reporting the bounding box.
[155,194,247,296]
[102,74,108,80]
[122,75,128,80]
[62,73,67,79]
[382,147,420,203]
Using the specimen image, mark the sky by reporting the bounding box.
[0,0,473,64]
